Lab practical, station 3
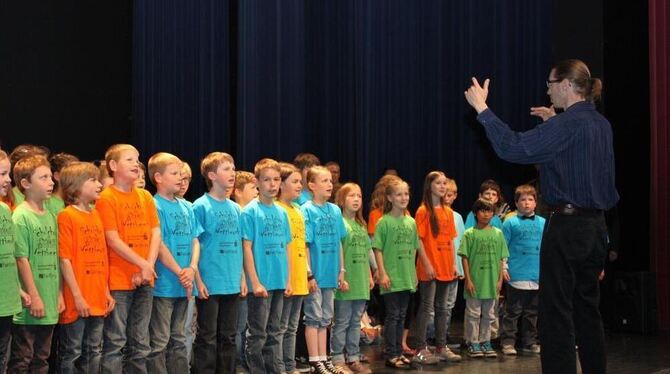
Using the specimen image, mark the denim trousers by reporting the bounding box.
[147,296,189,374]
[278,295,304,372]
[245,290,284,374]
[331,299,366,363]
[382,291,410,358]
[409,279,458,349]
[59,317,105,374]
[193,293,239,374]
[101,285,153,374]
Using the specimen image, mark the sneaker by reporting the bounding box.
[347,361,372,374]
[435,346,462,362]
[522,344,541,354]
[297,363,312,373]
[410,348,440,365]
[468,343,484,358]
[385,356,409,369]
[310,362,331,374]
[481,341,497,358]
[323,360,351,374]
[501,344,517,356]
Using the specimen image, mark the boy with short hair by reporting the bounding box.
[96,144,161,373]
[293,153,320,205]
[45,152,79,216]
[58,162,115,373]
[500,185,544,356]
[8,155,64,373]
[232,170,258,208]
[241,158,292,374]
[146,152,203,373]
[191,152,246,373]
[458,199,509,359]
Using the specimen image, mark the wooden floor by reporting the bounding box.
[360,330,670,374]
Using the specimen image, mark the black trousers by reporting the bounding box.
[538,211,607,374]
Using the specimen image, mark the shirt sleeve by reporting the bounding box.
[371,219,385,250]
[502,218,513,245]
[142,190,160,229]
[57,212,74,260]
[300,206,314,244]
[188,205,204,239]
[13,215,29,258]
[95,195,118,232]
[240,208,255,242]
[499,231,510,260]
[414,207,428,239]
[282,210,292,244]
[457,230,470,258]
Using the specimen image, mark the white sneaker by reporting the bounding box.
[502,344,517,355]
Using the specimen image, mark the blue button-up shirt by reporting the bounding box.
[477,101,619,210]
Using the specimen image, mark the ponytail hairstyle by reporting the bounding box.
[421,171,447,237]
[552,59,602,102]
[382,179,409,214]
[370,174,402,211]
[335,182,366,227]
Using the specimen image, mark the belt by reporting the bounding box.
[548,204,603,216]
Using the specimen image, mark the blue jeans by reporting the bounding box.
[279,295,304,372]
[409,279,458,349]
[382,291,410,358]
[193,294,239,374]
[303,288,334,328]
[147,297,189,374]
[235,296,248,367]
[331,299,366,364]
[59,317,105,374]
[245,290,284,374]
[184,298,196,363]
[102,285,153,374]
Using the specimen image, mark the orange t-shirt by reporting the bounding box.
[58,206,109,323]
[415,205,457,282]
[95,186,159,290]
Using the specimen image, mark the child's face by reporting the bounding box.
[101,176,114,189]
[344,186,363,214]
[516,194,537,216]
[210,161,236,191]
[79,177,103,204]
[326,165,340,184]
[444,189,457,206]
[280,172,302,201]
[387,185,410,211]
[430,175,448,200]
[256,168,281,200]
[178,172,191,198]
[237,182,259,203]
[134,170,146,189]
[475,209,494,226]
[157,163,183,195]
[111,150,141,183]
[308,171,333,200]
[24,165,54,201]
[480,188,499,204]
[0,159,11,198]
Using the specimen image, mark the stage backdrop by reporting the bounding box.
[132,0,551,215]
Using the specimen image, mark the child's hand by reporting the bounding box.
[308,279,318,293]
[338,280,349,292]
[178,267,195,289]
[240,279,248,298]
[379,273,391,291]
[284,283,293,297]
[369,275,375,290]
[131,272,143,288]
[424,264,436,280]
[496,278,503,293]
[19,289,31,308]
[74,295,90,317]
[197,282,209,300]
[105,292,116,316]
[502,269,511,282]
[465,279,476,297]
[29,294,45,318]
[599,270,605,281]
[57,292,66,314]
[252,283,268,298]
[140,263,156,284]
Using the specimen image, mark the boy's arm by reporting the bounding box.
[284,245,293,297]
[157,242,182,276]
[497,259,505,293]
[147,226,162,267]
[374,249,390,290]
[60,258,89,317]
[16,257,44,318]
[305,244,317,292]
[243,239,267,297]
[337,242,348,292]
[462,256,476,296]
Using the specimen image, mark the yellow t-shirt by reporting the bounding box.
[276,200,308,296]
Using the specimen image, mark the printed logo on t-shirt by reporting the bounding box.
[79,224,106,254]
[166,211,193,237]
[392,224,415,246]
[121,201,150,229]
[34,225,58,257]
[260,213,285,239]
[474,238,499,270]
[0,215,12,246]
[213,209,240,236]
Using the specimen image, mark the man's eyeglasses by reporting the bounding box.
[546,79,562,87]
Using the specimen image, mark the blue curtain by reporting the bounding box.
[133,0,551,212]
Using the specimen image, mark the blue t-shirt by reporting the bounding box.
[241,199,291,291]
[295,189,313,206]
[502,214,545,282]
[301,201,347,288]
[465,211,503,230]
[154,195,203,297]
[193,193,244,296]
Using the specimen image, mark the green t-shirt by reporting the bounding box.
[372,214,419,295]
[336,218,371,301]
[13,204,60,325]
[12,186,24,205]
[0,203,21,317]
[44,196,65,217]
[457,226,509,300]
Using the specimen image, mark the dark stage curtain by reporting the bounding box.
[649,0,670,332]
[133,0,551,213]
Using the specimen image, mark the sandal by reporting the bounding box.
[385,356,409,369]
[400,355,411,364]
